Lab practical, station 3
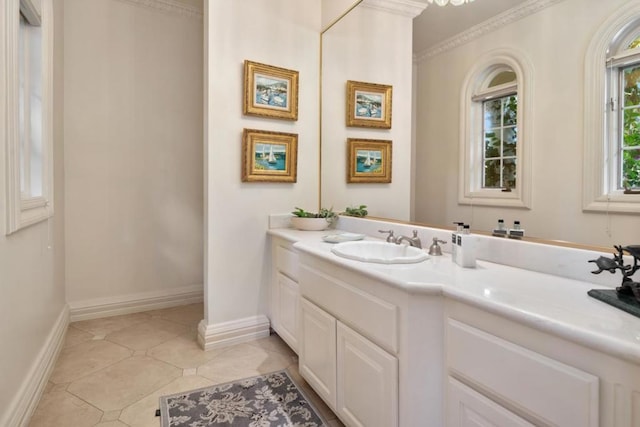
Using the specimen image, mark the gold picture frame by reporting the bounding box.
[347,138,392,183]
[346,80,392,128]
[242,129,298,182]
[243,60,299,121]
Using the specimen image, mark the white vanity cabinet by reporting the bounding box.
[444,301,640,427]
[268,228,640,427]
[300,297,399,427]
[298,258,400,427]
[270,237,300,353]
[445,317,599,426]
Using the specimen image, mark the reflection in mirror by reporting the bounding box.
[321,0,640,249]
[320,1,424,220]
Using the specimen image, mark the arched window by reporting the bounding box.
[584,3,640,212]
[459,49,532,208]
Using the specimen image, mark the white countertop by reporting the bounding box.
[268,228,640,364]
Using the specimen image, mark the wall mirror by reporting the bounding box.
[320,0,640,250]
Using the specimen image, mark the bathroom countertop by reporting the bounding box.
[268,228,640,364]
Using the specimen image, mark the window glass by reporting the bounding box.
[621,64,640,189]
[28,19,43,197]
[18,12,43,198]
[19,14,26,195]
[482,94,518,189]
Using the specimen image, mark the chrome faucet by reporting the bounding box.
[378,229,398,243]
[379,229,422,248]
[396,230,422,249]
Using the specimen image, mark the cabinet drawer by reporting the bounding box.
[447,377,534,426]
[447,319,599,426]
[299,264,398,354]
[276,244,299,281]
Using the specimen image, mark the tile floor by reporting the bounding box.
[29,303,344,427]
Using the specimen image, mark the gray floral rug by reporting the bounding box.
[159,370,328,426]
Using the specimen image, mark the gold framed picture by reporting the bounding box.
[346,80,392,129]
[243,60,299,121]
[242,129,298,182]
[347,138,392,183]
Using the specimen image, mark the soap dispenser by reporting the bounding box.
[456,224,477,268]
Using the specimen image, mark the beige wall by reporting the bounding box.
[63,0,204,307]
[321,3,416,221]
[0,0,66,424]
[205,0,321,324]
[414,0,640,247]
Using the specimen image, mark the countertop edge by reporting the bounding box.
[269,228,640,364]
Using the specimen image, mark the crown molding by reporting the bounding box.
[415,0,566,63]
[362,0,427,19]
[114,0,203,19]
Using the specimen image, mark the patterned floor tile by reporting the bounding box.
[67,356,181,411]
[105,319,189,351]
[30,304,339,427]
[49,340,132,384]
[29,390,102,427]
[72,312,152,336]
[63,326,94,349]
[196,342,295,385]
[146,333,225,369]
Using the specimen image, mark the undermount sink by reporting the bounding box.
[331,241,428,264]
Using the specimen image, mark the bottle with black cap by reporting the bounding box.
[509,220,525,239]
[451,222,463,263]
[456,224,477,268]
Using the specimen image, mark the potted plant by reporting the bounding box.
[342,205,368,218]
[290,207,337,231]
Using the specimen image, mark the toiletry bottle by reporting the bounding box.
[456,224,476,268]
[509,220,525,239]
[451,222,463,262]
[493,219,507,237]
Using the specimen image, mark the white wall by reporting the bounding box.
[204,0,321,325]
[0,0,66,423]
[414,0,640,247]
[63,0,204,310]
[322,0,360,30]
[321,3,418,221]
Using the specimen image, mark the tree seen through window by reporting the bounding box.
[482,95,517,189]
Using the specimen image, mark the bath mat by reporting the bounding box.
[159,370,328,426]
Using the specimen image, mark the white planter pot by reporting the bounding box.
[290,217,332,231]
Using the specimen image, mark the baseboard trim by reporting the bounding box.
[197,315,271,351]
[68,284,203,322]
[1,304,69,427]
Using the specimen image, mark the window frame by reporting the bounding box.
[459,49,533,209]
[584,2,640,213]
[3,0,54,234]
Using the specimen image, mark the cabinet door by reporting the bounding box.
[447,377,534,427]
[299,298,337,410]
[276,272,299,353]
[336,321,398,427]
